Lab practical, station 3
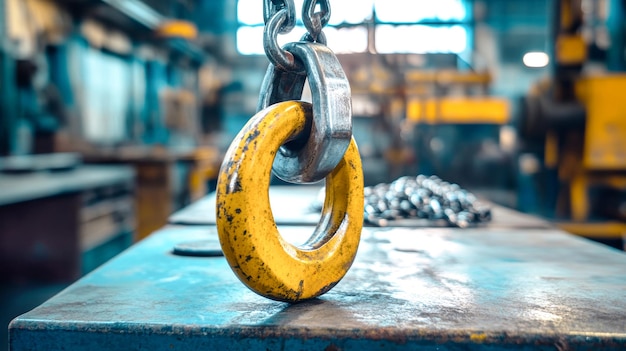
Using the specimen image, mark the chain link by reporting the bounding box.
[263,0,296,34]
[263,8,304,72]
[302,0,330,43]
[310,175,493,227]
[362,175,492,228]
[263,0,332,71]
[301,31,327,46]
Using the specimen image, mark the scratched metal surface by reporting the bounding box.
[169,186,553,229]
[10,225,626,350]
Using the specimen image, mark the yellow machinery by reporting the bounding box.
[576,75,626,172]
[557,75,626,234]
[346,56,511,185]
[537,74,626,240]
[407,97,508,125]
[525,0,626,241]
[405,70,509,125]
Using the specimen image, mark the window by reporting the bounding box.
[374,0,467,23]
[374,0,470,55]
[375,25,468,54]
[236,0,472,56]
[236,0,370,54]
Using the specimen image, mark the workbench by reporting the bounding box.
[84,147,220,241]
[9,223,626,350]
[169,185,553,230]
[0,165,133,207]
[0,164,135,282]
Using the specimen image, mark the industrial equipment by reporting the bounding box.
[345,52,512,187]
[6,1,626,350]
[215,0,363,302]
[521,0,626,241]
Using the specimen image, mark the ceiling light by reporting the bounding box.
[523,52,550,68]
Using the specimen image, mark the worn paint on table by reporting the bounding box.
[9,225,626,350]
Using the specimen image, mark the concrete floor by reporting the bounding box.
[1,283,67,350]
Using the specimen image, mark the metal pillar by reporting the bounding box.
[607,0,626,71]
[0,0,16,155]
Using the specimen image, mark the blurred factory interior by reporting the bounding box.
[1,0,626,347]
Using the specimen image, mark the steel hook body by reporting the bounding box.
[258,41,352,184]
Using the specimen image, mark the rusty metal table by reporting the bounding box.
[169,186,553,229]
[10,225,626,350]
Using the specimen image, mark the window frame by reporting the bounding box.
[235,0,474,57]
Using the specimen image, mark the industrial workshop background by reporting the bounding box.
[1,0,626,349]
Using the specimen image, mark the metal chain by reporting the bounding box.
[362,175,492,228]
[301,31,327,46]
[311,175,493,228]
[263,8,303,72]
[260,0,347,183]
[263,0,331,71]
[302,0,331,43]
[263,0,296,34]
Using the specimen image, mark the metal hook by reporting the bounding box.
[258,41,352,184]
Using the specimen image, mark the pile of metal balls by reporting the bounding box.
[362,175,492,228]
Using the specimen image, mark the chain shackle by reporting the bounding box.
[263,0,296,34]
[258,41,352,184]
[302,0,331,42]
[301,30,327,46]
[263,0,331,70]
[263,8,304,72]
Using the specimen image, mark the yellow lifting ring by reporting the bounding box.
[216,100,364,302]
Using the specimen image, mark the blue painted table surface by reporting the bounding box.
[10,225,626,350]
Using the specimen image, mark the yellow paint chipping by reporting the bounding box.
[216,101,364,302]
